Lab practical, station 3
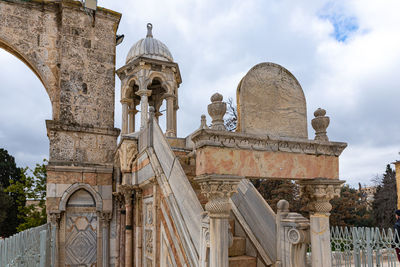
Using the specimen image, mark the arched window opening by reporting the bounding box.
[66,189,96,208]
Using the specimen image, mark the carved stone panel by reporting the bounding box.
[237,62,308,139]
[65,212,97,266]
[143,197,154,267]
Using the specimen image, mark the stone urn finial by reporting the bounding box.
[208,93,226,131]
[311,108,330,141]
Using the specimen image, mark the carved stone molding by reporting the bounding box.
[298,178,344,214]
[117,139,138,173]
[191,128,347,157]
[113,192,125,210]
[195,174,242,218]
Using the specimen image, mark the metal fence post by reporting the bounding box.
[40,230,47,267]
[352,228,360,267]
[366,228,373,267]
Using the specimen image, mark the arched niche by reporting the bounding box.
[59,183,103,212]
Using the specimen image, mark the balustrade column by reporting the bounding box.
[298,178,343,267]
[136,89,152,130]
[165,94,176,137]
[195,174,242,267]
[121,99,130,134]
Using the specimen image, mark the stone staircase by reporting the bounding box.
[229,219,257,267]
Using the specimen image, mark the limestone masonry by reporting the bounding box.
[0,1,347,266]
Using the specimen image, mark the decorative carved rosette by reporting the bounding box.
[298,178,344,214]
[118,139,138,173]
[195,175,242,218]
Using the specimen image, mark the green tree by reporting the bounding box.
[372,164,397,228]
[330,184,373,227]
[0,148,24,237]
[6,160,47,231]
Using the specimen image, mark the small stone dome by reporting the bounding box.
[126,23,173,64]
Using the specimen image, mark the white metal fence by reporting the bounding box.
[0,223,51,267]
[331,226,400,267]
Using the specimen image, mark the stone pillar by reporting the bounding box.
[298,178,343,267]
[173,102,178,136]
[136,89,152,130]
[165,94,176,137]
[195,174,242,267]
[128,102,137,133]
[134,189,143,267]
[120,185,135,267]
[121,99,130,135]
[49,212,61,267]
[113,192,124,267]
[100,212,112,267]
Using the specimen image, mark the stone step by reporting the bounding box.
[229,255,257,267]
[229,236,246,257]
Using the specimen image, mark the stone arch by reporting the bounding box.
[59,183,103,212]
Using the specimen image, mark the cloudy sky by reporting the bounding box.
[0,0,399,186]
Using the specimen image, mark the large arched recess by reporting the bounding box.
[0,39,57,119]
[0,45,52,168]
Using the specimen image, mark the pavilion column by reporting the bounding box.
[195,174,242,267]
[121,99,130,135]
[136,89,152,130]
[100,212,112,267]
[173,103,178,137]
[298,178,343,267]
[120,185,135,267]
[128,102,137,133]
[165,94,176,137]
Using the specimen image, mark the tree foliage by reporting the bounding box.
[330,184,373,227]
[6,160,47,231]
[225,97,237,132]
[0,148,24,237]
[372,164,397,228]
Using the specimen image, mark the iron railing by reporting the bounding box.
[331,226,400,267]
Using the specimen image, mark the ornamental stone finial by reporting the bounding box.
[146,23,153,38]
[199,114,209,130]
[311,108,330,141]
[208,93,226,131]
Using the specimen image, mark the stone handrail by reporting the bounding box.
[149,118,204,266]
[0,223,52,267]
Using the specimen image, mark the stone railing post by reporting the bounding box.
[298,178,343,267]
[276,200,310,267]
[165,94,176,137]
[195,174,242,267]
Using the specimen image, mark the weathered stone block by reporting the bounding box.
[237,63,308,139]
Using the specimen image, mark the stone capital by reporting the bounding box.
[118,184,137,204]
[298,178,344,214]
[136,89,152,97]
[164,93,175,100]
[49,212,61,225]
[120,98,131,105]
[113,192,125,209]
[195,174,242,218]
[99,212,112,226]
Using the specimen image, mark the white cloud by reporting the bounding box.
[1,0,399,186]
